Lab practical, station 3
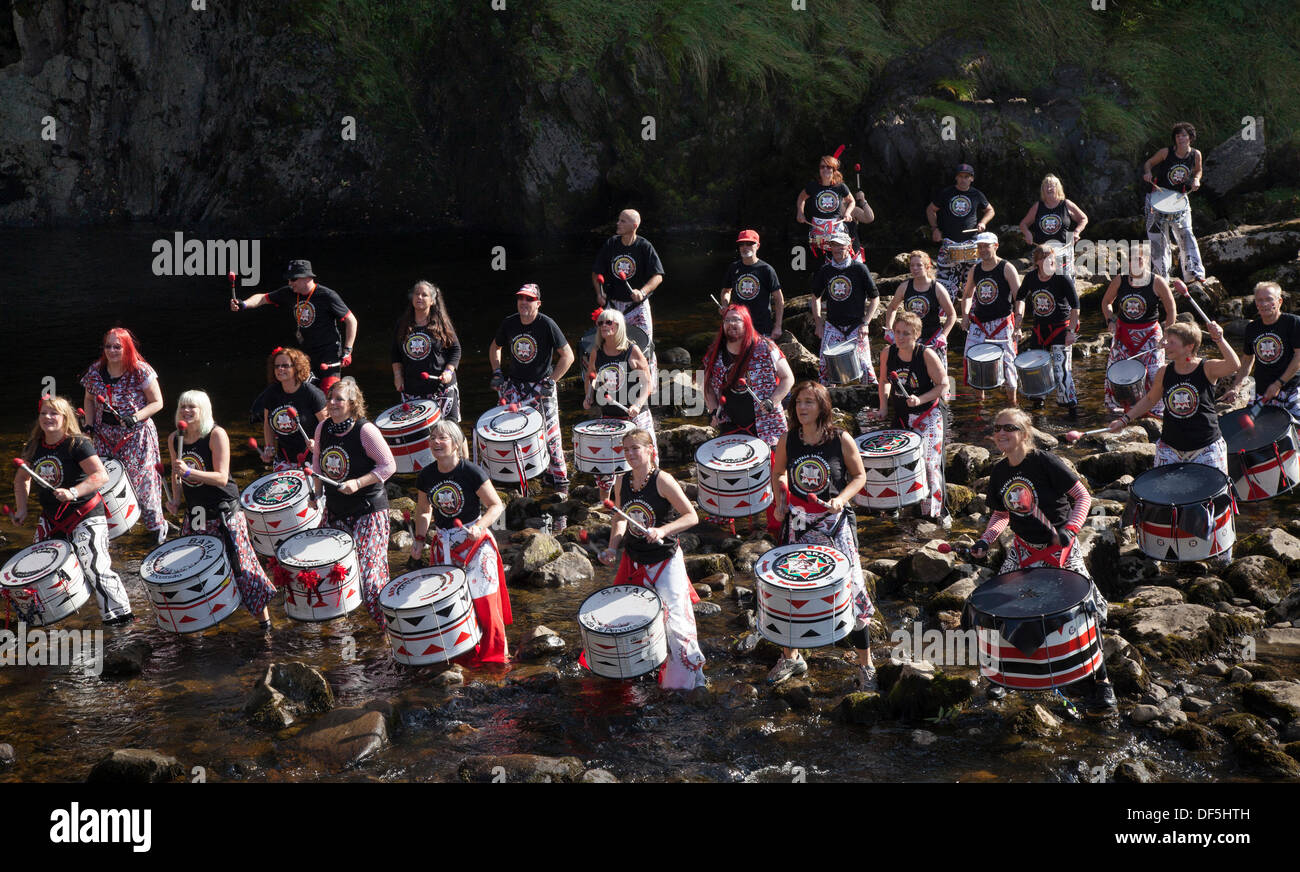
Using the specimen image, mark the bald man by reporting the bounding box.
[592,209,665,380]
[1231,281,1300,422]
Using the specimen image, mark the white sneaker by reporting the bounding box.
[767,655,808,685]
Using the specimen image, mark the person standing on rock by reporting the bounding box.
[489,283,575,499]
[392,280,463,422]
[598,429,706,690]
[1141,122,1207,285]
[231,260,359,393]
[970,407,1116,713]
[702,305,794,446]
[1017,174,1088,281]
[584,307,656,502]
[770,381,875,689]
[811,232,880,388]
[1229,281,1300,421]
[796,154,859,282]
[1016,244,1081,417]
[592,209,664,381]
[1100,244,1178,415]
[720,229,784,339]
[410,419,511,665]
[928,163,994,294]
[961,232,1020,404]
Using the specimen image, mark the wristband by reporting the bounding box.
[343,346,352,356]
[182,467,192,479]
[238,301,246,310]
[413,535,426,543]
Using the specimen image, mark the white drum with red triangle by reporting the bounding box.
[573,418,636,475]
[578,584,668,679]
[376,399,441,474]
[754,543,854,648]
[695,434,773,517]
[474,406,547,485]
[380,565,480,665]
[240,470,323,557]
[99,458,140,539]
[275,528,362,621]
[852,429,927,510]
[0,540,90,627]
[140,535,240,633]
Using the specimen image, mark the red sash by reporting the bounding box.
[970,313,1013,341]
[615,551,700,604]
[1033,322,1068,348]
[1115,321,1157,357]
[1018,535,1073,569]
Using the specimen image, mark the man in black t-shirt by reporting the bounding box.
[488,283,576,496]
[232,259,359,391]
[1231,281,1300,421]
[720,229,784,338]
[592,209,665,379]
[927,163,995,294]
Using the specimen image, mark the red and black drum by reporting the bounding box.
[1124,463,1236,562]
[965,568,1104,690]
[375,399,441,474]
[1221,406,1300,502]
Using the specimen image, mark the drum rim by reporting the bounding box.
[1015,349,1052,365]
[695,434,770,468]
[966,567,1092,619]
[967,343,1005,362]
[240,470,310,509]
[275,528,357,566]
[753,543,852,588]
[573,418,637,435]
[577,584,663,632]
[380,565,468,608]
[1222,405,1294,452]
[1,539,76,585]
[855,429,923,453]
[139,534,228,584]
[475,407,544,438]
[376,398,439,426]
[1130,462,1230,502]
[1150,189,1189,211]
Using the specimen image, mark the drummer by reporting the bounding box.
[970,407,1115,712]
[1101,244,1178,414]
[392,280,463,422]
[259,347,327,471]
[591,209,665,379]
[770,381,874,688]
[1015,244,1081,417]
[811,231,880,388]
[1141,122,1207,285]
[719,229,784,339]
[927,163,994,294]
[584,307,656,502]
[410,419,512,665]
[702,305,794,446]
[796,155,857,280]
[232,259,358,392]
[598,429,707,690]
[871,312,950,525]
[488,283,575,499]
[13,395,134,624]
[1017,174,1088,280]
[1229,281,1300,421]
[961,232,1021,403]
[882,250,958,353]
[308,378,397,628]
[167,390,277,630]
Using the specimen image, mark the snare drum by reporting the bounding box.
[140,535,240,633]
[473,405,547,486]
[809,217,844,247]
[1014,349,1056,398]
[695,434,773,517]
[754,543,854,648]
[578,584,668,679]
[0,540,89,626]
[380,566,481,665]
[1149,188,1189,223]
[945,241,979,263]
[965,568,1103,690]
[822,340,863,385]
[1106,358,1148,408]
[573,419,636,476]
[1125,463,1236,562]
[1221,406,1300,502]
[275,527,363,621]
[853,429,927,510]
[375,399,441,474]
[240,470,323,557]
[99,458,140,539]
[965,343,1005,390]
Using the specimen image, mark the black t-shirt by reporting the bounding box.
[264,381,327,464]
[391,322,462,394]
[1018,272,1078,330]
[932,185,990,239]
[785,428,847,503]
[179,432,240,513]
[494,313,567,383]
[886,344,937,419]
[985,450,1078,545]
[969,259,1014,323]
[592,236,665,303]
[594,343,637,418]
[802,182,852,222]
[814,260,878,330]
[618,469,679,566]
[416,460,489,529]
[719,349,756,432]
[1161,361,1220,451]
[27,435,105,518]
[1244,314,1300,390]
[1114,276,1163,325]
[267,284,350,354]
[722,259,781,335]
[1154,149,1199,191]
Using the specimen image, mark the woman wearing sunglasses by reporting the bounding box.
[583,307,656,502]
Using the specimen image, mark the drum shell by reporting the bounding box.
[754,544,854,648]
[140,535,241,633]
[1106,359,1147,408]
[1223,406,1300,502]
[694,435,773,518]
[474,407,547,485]
[852,430,927,510]
[99,458,141,540]
[965,343,1005,390]
[376,400,441,474]
[240,470,323,557]
[578,584,668,679]
[276,528,364,621]
[1014,349,1056,398]
[380,566,481,665]
[1128,464,1236,562]
[572,419,636,476]
[0,541,89,627]
[823,340,863,385]
[948,242,979,263]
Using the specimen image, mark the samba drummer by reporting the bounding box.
[971,408,1116,713]
[961,232,1021,404]
[882,250,957,355]
[591,209,665,380]
[811,231,880,388]
[259,347,327,471]
[598,429,706,691]
[410,420,512,665]
[13,395,133,624]
[392,280,463,422]
[796,154,857,280]
[1229,281,1300,421]
[719,229,784,339]
[1101,244,1178,414]
[1141,122,1207,285]
[927,162,993,294]
[702,305,794,446]
[167,390,277,631]
[770,381,875,689]
[1016,174,1088,281]
[1016,244,1081,418]
[584,307,656,502]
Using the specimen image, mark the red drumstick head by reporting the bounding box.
[319,363,329,370]
[602,498,616,510]
[286,407,299,419]
[1241,414,1255,431]
[596,274,605,285]
[617,270,627,280]
[1,505,10,516]
[154,463,165,474]
[718,394,727,404]
[854,163,862,172]
[736,377,749,388]
[96,394,107,404]
[454,518,464,528]
[1064,430,1082,443]
[296,451,308,464]
[401,403,411,411]
[12,458,23,468]
[579,529,589,543]
[402,510,411,522]
[178,420,188,432]
[936,543,953,553]
[227,271,237,284]
[247,437,258,450]
[508,403,519,413]
[421,372,433,380]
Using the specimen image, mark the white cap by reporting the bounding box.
[975,231,999,245]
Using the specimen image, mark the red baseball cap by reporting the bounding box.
[516,283,541,300]
[736,229,760,244]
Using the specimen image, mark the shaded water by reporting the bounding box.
[1,227,1293,782]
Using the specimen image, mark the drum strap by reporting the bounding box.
[614,551,700,604]
[1018,536,1073,569]
[45,492,105,540]
[1033,323,1068,348]
[1115,321,1157,357]
[970,313,1011,341]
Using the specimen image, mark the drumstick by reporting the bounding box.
[12,458,57,491]
[227,271,237,302]
[318,361,343,371]
[154,462,175,505]
[95,393,128,423]
[1114,346,1161,364]
[303,464,344,488]
[284,407,313,442]
[602,498,650,536]
[936,542,972,558]
[734,377,764,407]
[710,294,724,310]
[616,270,637,296]
[854,163,861,190]
[1063,427,1117,444]
[589,370,631,417]
[1174,280,1211,324]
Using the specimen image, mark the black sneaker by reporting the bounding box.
[986,683,1007,701]
[1067,403,1078,421]
[104,612,135,626]
[1088,680,1118,714]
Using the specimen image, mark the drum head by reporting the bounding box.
[476,407,542,439]
[1016,350,1051,368]
[103,458,126,485]
[1,541,74,587]
[140,535,226,585]
[376,400,439,429]
[826,340,857,355]
[969,343,1003,363]
[1130,462,1228,503]
[381,565,466,609]
[241,470,310,510]
[855,429,922,458]
[578,584,661,633]
[965,568,1094,657]
[754,543,850,591]
[574,419,636,437]
[1108,358,1146,382]
[1222,406,1293,453]
[277,527,354,567]
[695,435,769,470]
[1150,189,1189,213]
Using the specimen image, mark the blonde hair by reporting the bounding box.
[330,377,368,420]
[894,312,923,335]
[428,418,468,460]
[993,406,1034,434]
[175,390,215,438]
[907,250,935,278]
[596,307,630,353]
[1165,321,1202,352]
[23,395,85,462]
[623,429,656,450]
[1040,174,1065,201]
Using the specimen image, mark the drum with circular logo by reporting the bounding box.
[380,565,481,665]
[239,469,323,557]
[578,584,668,679]
[573,418,636,476]
[140,535,241,633]
[375,399,441,474]
[754,543,854,648]
[275,527,362,621]
[1014,349,1055,398]
[0,540,89,627]
[473,405,547,486]
[1222,406,1300,502]
[98,458,140,539]
[965,342,1005,390]
[695,434,773,518]
[853,429,927,510]
[945,241,979,263]
[1125,463,1236,562]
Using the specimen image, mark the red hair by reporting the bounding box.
[96,327,145,372]
[702,305,759,394]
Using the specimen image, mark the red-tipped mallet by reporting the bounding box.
[507,403,519,413]
[1174,279,1212,325]
[615,270,636,295]
[936,542,973,558]
[734,377,763,407]
[854,162,861,189]
[13,458,56,491]
[304,464,343,488]
[1063,427,1115,444]
[319,361,343,371]
[96,393,126,422]
[285,407,312,441]
[227,271,237,301]
[602,498,650,536]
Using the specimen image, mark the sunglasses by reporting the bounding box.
[274,363,293,369]
[819,165,835,170]
[992,424,1022,433]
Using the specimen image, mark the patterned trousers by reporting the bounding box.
[325,509,392,629]
[1254,385,1300,423]
[500,378,568,489]
[182,509,278,616]
[1146,195,1206,282]
[617,549,706,690]
[907,404,947,518]
[819,321,877,387]
[35,515,132,621]
[94,421,164,534]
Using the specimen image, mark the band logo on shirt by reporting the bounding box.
[1000,476,1038,516]
[404,332,431,361]
[815,190,842,214]
[32,457,63,488]
[321,447,350,482]
[294,300,317,328]
[1038,213,1062,236]
[1166,384,1199,418]
[1167,164,1190,187]
[180,450,206,488]
[975,279,999,306]
[511,334,538,364]
[431,481,465,517]
[1032,290,1057,317]
[827,275,853,302]
[1254,333,1283,365]
[793,456,830,494]
[949,195,972,217]
[735,274,761,301]
[611,255,637,280]
[906,295,930,318]
[271,405,297,435]
[622,498,655,532]
[1119,294,1147,321]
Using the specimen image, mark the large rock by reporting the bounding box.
[1255,627,1300,654]
[1241,681,1300,723]
[657,424,717,463]
[518,532,563,573]
[1077,444,1156,486]
[457,754,585,783]
[289,706,389,769]
[929,576,977,612]
[945,443,991,485]
[684,553,736,581]
[244,662,334,730]
[1237,527,1300,571]
[901,545,955,588]
[1122,603,1259,659]
[1200,225,1300,278]
[86,749,185,784]
[883,660,973,720]
[1203,127,1267,198]
[1222,555,1290,607]
[1129,585,1185,607]
[525,550,594,588]
[777,333,820,380]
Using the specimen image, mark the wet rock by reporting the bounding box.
[1183,697,1212,713]
[580,768,620,783]
[457,754,585,783]
[1228,666,1254,683]
[657,424,717,463]
[945,443,991,485]
[1014,704,1062,737]
[929,577,977,612]
[86,749,185,784]
[1076,444,1156,486]
[290,708,388,770]
[1234,731,1300,778]
[839,691,887,725]
[698,572,729,591]
[902,545,955,588]
[390,530,414,551]
[518,532,563,573]
[658,346,691,368]
[526,550,593,587]
[1112,759,1155,784]
[731,540,770,574]
[885,660,973,720]
[910,729,938,747]
[1256,627,1300,654]
[1187,576,1234,606]
[1237,527,1300,571]
[694,601,722,616]
[433,665,465,687]
[1121,603,1259,660]
[692,583,712,599]
[1170,723,1226,751]
[1130,704,1162,725]
[1130,585,1185,607]
[684,554,735,581]
[1270,587,1300,624]
[506,665,561,691]
[1202,659,1231,677]
[944,483,974,515]
[515,626,566,661]
[774,680,813,710]
[1241,681,1300,722]
[244,662,334,730]
[101,637,153,678]
[0,744,12,766]
[1223,555,1289,607]
[1104,632,1151,695]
